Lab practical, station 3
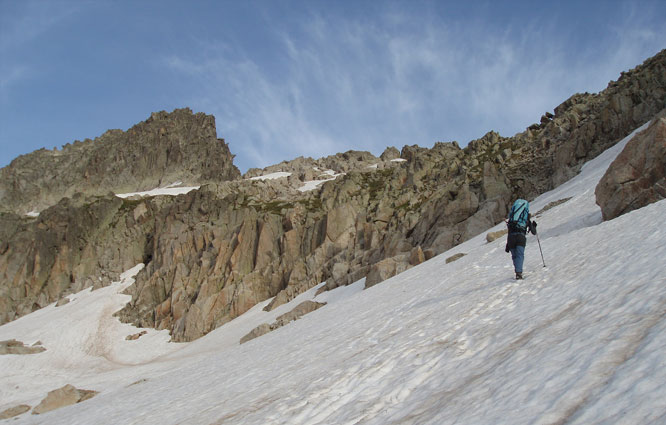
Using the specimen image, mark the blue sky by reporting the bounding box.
[1,1,665,173]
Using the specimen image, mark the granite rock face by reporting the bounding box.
[595,111,666,220]
[0,194,153,324]
[507,50,666,200]
[0,108,239,215]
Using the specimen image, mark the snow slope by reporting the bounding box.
[2,122,665,424]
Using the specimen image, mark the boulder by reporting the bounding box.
[240,323,272,344]
[446,253,466,264]
[409,246,425,266]
[125,331,148,341]
[486,229,508,243]
[0,404,31,419]
[380,146,401,161]
[596,113,666,220]
[55,297,70,307]
[240,301,326,344]
[274,300,326,327]
[365,255,410,288]
[0,339,46,355]
[32,384,98,415]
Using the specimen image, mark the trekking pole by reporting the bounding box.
[535,232,546,268]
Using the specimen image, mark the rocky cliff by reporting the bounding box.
[595,108,666,220]
[1,50,665,341]
[0,108,240,214]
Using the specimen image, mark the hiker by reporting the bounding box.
[505,199,537,280]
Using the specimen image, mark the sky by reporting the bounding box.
[1,0,665,173]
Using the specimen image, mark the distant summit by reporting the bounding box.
[0,108,239,215]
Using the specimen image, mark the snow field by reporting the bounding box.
[1,121,665,424]
[0,264,179,410]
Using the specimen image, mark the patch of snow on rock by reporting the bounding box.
[298,172,345,192]
[248,172,292,181]
[115,186,199,199]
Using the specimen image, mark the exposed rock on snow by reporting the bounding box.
[534,197,572,216]
[32,384,98,415]
[274,300,326,327]
[126,331,148,341]
[596,110,666,220]
[365,255,411,288]
[0,339,45,355]
[240,300,326,344]
[55,297,70,307]
[0,404,30,419]
[239,323,272,344]
[445,252,466,263]
[486,229,508,243]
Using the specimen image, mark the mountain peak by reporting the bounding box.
[0,108,239,215]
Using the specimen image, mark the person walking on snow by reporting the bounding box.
[505,199,537,280]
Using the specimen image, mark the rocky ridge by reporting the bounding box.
[0,108,239,214]
[1,50,665,342]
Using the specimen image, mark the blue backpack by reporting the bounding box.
[508,199,529,231]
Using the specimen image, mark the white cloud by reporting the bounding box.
[165,6,666,172]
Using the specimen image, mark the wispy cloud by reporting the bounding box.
[0,1,81,102]
[0,65,30,92]
[0,1,79,51]
[165,5,666,172]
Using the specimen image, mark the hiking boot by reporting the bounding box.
[515,272,523,280]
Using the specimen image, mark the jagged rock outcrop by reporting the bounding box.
[1,50,665,344]
[0,194,154,324]
[509,50,666,200]
[244,150,383,180]
[595,110,666,220]
[0,108,239,214]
